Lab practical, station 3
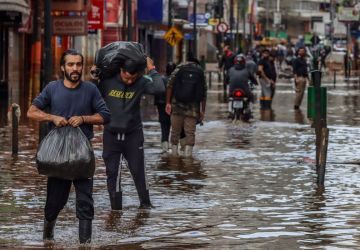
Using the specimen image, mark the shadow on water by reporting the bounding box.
[103,210,150,233]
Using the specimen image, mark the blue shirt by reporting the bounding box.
[32,80,111,139]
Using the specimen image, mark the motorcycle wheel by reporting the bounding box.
[234,109,242,121]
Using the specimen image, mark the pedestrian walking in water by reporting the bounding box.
[268,50,278,102]
[27,49,111,244]
[219,45,235,92]
[166,56,207,157]
[292,47,309,109]
[258,49,274,108]
[94,56,164,211]
[154,62,177,152]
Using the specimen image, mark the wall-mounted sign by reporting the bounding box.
[52,0,90,11]
[0,11,22,26]
[52,16,88,36]
[87,0,104,30]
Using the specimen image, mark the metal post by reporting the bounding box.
[167,0,173,62]
[193,0,197,58]
[242,0,246,51]
[236,0,240,52]
[127,0,132,41]
[265,0,269,36]
[317,127,329,187]
[208,71,212,89]
[11,104,20,155]
[43,0,52,89]
[333,70,336,88]
[230,0,234,51]
[330,0,335,53]
[312,69,327,187]
[40,0,52,142]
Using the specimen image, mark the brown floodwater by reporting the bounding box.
[1,75,360,249]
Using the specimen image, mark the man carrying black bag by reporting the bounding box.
[91,43,164,211]
[27,49,111,244]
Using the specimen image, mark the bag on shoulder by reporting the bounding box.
[94,41,147,79]
[36,126,95,180]
[173,64,205,103]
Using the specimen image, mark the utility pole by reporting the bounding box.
[236,0,240,52]
[43,0,52,89]
[242,0,247,51]
[167,0,173,62]
[265,0,269,36]
[230,0,234,50]
[127,0,132,41]
[330,0,335,52]
[40,0,52,141]
[193,0,197,58]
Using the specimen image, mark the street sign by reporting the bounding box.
[273,12,281,25]
[217,22,228,33]
[189,13,209,26]
[208,18,219,26]
[338,7,360,22]
[164,27,183,46]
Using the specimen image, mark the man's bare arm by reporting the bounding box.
[27,105,68,127]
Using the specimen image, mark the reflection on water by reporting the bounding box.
[154,156,207,193]
[2,79,360,248]
[294,109,306,124]
[260,108,275,122]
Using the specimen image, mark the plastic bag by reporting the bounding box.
[94,41,147,79]
[36,126,95,180]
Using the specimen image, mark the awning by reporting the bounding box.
[0,0,30,15]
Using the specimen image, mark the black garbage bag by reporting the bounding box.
[36,126,95,180]
[94,41,147,79]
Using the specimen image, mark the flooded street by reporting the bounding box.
[2,76,360,249]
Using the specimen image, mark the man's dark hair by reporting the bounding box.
[262,49,270,54]
[122,59,146,74]
[60,49,84,66]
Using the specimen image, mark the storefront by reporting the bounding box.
[0,0,31,126]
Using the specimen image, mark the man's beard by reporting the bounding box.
[64,71,82,83]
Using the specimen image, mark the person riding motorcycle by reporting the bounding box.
[227,54,258,103]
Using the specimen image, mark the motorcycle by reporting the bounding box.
[228,88,253,123]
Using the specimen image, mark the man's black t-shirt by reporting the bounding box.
[258,58,272,79]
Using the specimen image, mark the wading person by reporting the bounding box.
[292,47,309,109]
[154,62,177,152]
[94,56,164,210]
[27,49,111,244]
[166,56,207,157]
[258,49,274,109]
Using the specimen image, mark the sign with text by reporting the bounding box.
[53,16,88,36]
[52,0,90,11]
[87,0,104,30]
[189,13,209,26]
[338,7,360,22]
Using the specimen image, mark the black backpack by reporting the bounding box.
[173,64,205,103]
